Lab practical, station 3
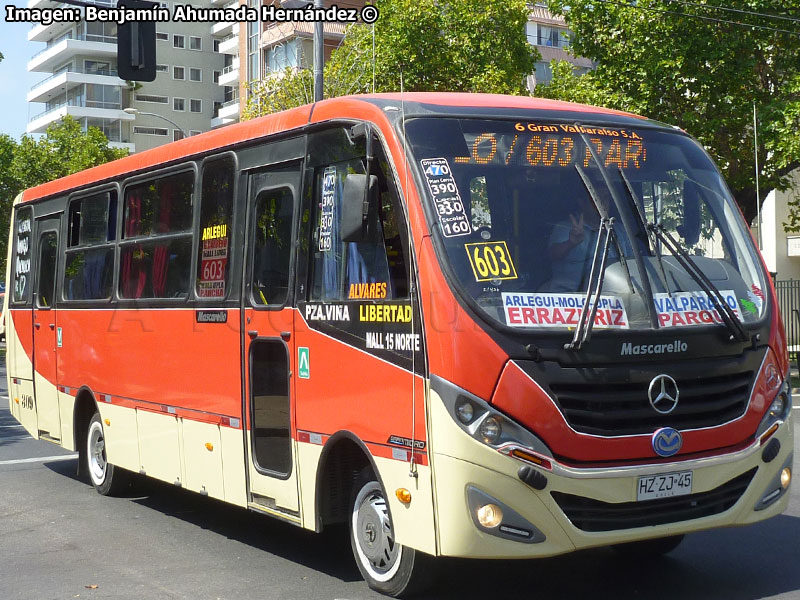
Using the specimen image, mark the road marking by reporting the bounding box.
[0,424,25,429]
[0,454,78,466]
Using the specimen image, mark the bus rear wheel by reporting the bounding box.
[86,412,127,496]
[349,469,433,597]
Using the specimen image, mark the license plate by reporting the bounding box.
[637,470,693,501]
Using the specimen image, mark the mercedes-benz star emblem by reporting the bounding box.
[648,374,679,415]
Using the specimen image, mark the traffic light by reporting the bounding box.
[117,0,157,82]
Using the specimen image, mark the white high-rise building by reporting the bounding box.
[210,0,240,128]
[26,0,225,152]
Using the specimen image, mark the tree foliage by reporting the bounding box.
[537,0,800,225]
[243,0,537,119]
[0,116,127,277]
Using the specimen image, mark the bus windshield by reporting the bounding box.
[406,117,768,333]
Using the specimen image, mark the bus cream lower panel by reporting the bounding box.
[296,441,323,531]
[98,403,141,473]
[11,378,37,439]
[137,410,181,486]
[429,387,794,558]
[33,371,61,440]
[220,426,247,507]
[182,419,224,501]
[57,391,75,450]
[372,456,437,556]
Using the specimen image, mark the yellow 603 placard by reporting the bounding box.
[464,241,518,282]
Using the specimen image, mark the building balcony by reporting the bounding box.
[211,98,239,128]
[29,13,75,43]
[27,0,57,9]
[218,32,239,55]
[218,62,239,86]
[28,68,125,103]
[109,141,136,152]
[29,35,117,73]
[27,102,134,134]
[211,20,234,37]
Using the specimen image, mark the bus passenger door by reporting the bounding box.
[32,214,62,441]
[242,164,302,519]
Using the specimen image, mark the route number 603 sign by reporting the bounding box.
[465,241,518,282]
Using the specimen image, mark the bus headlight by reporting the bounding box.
[768,394,786,420]
[431,375,553,461]
[476,503,503,528]
[480,416,503,444]
[781,467,792,489]
[455,400,475,424]
[756,376,791,439]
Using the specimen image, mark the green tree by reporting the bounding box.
[243,0,537,119]
[0,116,127,277]
[537,0,800,225]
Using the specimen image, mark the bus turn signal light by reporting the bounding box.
[511,447,552,470]
[396,488,412,504]
[205,443,214,452]
[104,419,111,426]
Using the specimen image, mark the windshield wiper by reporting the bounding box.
[649,223,749,342]
[566,213,615,351]
[617,166,672,295]
[566,165,634,350]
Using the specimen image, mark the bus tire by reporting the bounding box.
[86,412,127,496]
[349,469,433,597]
[611,534,685,558]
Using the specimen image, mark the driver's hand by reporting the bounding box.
[568,213,585,245]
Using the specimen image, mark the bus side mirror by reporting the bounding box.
[117,0,157,82]
[341,174,379,243]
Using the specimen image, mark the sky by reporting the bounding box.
[0,22,43,140]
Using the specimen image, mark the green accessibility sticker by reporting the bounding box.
[298,347,310,379]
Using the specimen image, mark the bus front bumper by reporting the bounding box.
[431,413,793,559]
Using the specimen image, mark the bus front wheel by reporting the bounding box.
[349,469,432,597]
[86,412,127,496]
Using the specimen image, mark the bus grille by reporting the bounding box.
[550,468,757,532]
[549,370,753,436]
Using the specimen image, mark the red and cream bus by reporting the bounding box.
[5,93,793,596]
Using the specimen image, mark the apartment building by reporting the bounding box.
[209,0,366,128]
[526,2,593,90]
[27,0,225,152]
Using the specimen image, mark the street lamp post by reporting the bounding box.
[281,0,324,102]
[123,107,188,138]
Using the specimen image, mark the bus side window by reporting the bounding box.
[252,187,293,305]
[120,171,193,299]
[12,207,33,305]
[310,146,409,301]
[196,158,234,300]
[36,232,57,308]
[63,191,116,301]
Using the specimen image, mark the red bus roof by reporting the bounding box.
[22,93,641,203]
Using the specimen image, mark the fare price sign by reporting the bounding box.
[319,166,336,252]
[420,158,471,238]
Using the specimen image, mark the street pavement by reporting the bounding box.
[1,359,799,599]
